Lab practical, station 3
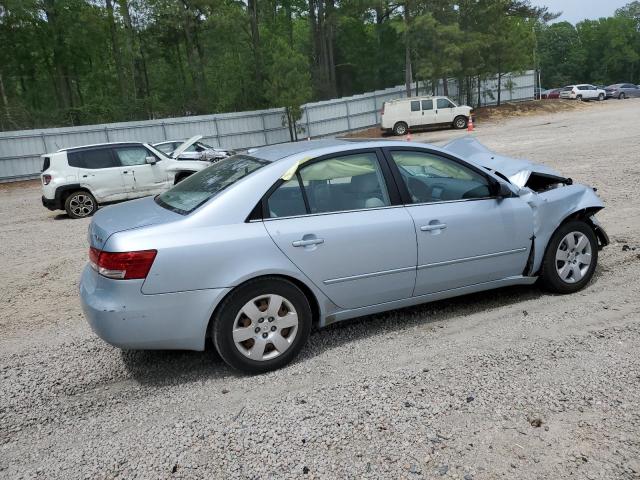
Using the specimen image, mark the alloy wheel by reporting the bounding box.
[555,231,592,284]
[69,194,94,217]
[232,294,299,361]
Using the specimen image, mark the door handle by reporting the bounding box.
[421,223,447,232]
[292,238,324,247]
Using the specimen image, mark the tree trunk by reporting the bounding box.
[105,0,127,103]
[403,0,412,97]
[497,72,502,106]
[43,0,74,110]
[442,77,449,96]
[181,3,207,107]
[247,0,263,95]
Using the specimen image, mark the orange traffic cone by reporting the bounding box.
[467,116,474,132]
[406,131,412,141]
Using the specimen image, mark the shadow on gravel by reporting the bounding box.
[118,281,581,380]
[298,284,546,362]
[120,344,230,386]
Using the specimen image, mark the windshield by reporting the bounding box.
[156,155,267,215]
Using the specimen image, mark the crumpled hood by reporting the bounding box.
[443,137,562,188]
[88,196,182,250]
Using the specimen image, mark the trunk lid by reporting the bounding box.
[88,196,182,250]
[171,135,203,159]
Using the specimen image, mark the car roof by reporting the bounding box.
[56,141,145,153]
[386,95,444,104]
[248,139,352,161]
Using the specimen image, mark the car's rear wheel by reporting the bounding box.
[539,220,598,294]
[577,95,583,101]
[393,122,408,136]
[453,115,468,129]
[211,277,312,373]
[619,92,626,100]
[64,190,97,219]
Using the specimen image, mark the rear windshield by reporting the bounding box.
[156,155,267,215]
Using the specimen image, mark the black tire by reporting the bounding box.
[576,95,583,101]
[598,93,604,101]
[619,92,626,100]
[453,115,468,129]
[211,277,312,374]
[538,220,598,294]
[64,190,97,219]
[393,122,408,136]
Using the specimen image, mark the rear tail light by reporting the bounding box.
[89,247,157,280]
[43,174,52,185]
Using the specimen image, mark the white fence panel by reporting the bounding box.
[0,70,535,182]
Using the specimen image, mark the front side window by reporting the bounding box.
[114,146,154,166]
[437,98,454,109]
[156,155,267,214]
[410,100,420,112]
[267,152,391,218]
[389,150,492,203]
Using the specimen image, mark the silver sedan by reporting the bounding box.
[80,138,609,373]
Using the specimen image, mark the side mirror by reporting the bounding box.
[145,156,157,165]
[494,181,513,198]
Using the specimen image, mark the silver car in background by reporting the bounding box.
[604,83,640,99]
[80,138,609,373]
[153,135,234,162]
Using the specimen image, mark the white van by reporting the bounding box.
[381,96,472,135]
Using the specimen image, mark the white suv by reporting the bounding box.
[41,137,209,218]
[559,84,606,101]
[381,96,472,136]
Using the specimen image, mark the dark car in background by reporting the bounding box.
[605,83,640,99]
[542,88,561,99]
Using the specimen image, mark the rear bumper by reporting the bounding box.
[42,195,61,211]
[79,265,230,350]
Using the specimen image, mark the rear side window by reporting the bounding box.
[410,101,420,112]
[578,85,588,90]
[67,149,119,169]
[421,99,433,110]
[42,157,50,172]
[267,152,391,218]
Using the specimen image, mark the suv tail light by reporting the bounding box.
[89,247,157,280]
[42,174,52,185]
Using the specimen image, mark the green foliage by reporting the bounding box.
[0,0,638,131]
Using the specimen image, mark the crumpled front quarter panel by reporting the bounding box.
[522,184,604,273]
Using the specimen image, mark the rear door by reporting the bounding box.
[68,148,126,202]
[112,145,169,198]
[263,149,417,310]
[421,99,437,126]
[435,98,456,124]
[384,147,533,296]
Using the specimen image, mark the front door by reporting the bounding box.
[263,150,417,309]
[112,145,168,198]
[435,98,456,124]
[385,148,533,296]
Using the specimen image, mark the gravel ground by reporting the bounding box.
[1,99,639,479]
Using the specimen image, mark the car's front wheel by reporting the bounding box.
[539,220,598,294]
[619,92,626,100]
[598,93,604,101]
[64,190,97,219]
[211,277,312,373]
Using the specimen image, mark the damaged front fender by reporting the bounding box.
[519,184,606,274]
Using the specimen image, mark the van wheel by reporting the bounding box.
[453,116,468,129]
[393,122,408,136]
[64,191,96,219]
[211,277,312,374]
